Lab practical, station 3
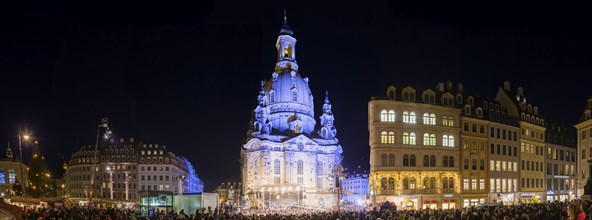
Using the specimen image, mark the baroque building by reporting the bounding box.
[0,143,29,195]
[340,166,369,207]
[544,118,577,201]
[496,82,547,202]
[575,97,592,198]
[66,137,203,208]
[241,15,343,209]
[369,82,462,210]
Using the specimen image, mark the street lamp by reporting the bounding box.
[89,118,109,208]
[18,125,31,196]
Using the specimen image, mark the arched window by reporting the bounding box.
[381,177,387,190]
[423,155,430,167]
[269,90,276,103]
[403,132,410,144]
[410,112,416,124]
[388,110,395,122]
[443,156,449,167]
[449,178,454,189]
[316,161,323,176]
[297,160,303,175]
[423,113,430,124]
[423,177,429,189]
[380,154,387,166]
[403,177,409,190]
[430,177,436,189]
[388,132,395,144]
[410,132,416,145]
[274,159,280,174]
[449,156,454,167]
[410,177,416,189]
[443,177,449,188]
[381,131,388,144]
[443,135,449,147]
[430,155,436,167]
[8,169,15,185]
[388,177,395,190]
[430,113,436,125]
[403,155,409,166]
[403,111,410,123]
[448,135,454,147]
[380,110,388,122]
[410,155,416,166]
[430,134,436,146]
[388,154,395,166]
[292,89,298,101]
[423,133,430,145]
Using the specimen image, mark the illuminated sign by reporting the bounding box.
[554,176,569,179]
[443,194,453,198]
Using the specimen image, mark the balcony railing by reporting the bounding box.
[442,188,455,193]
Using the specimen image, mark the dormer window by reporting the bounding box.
[295,123,301,133]
[456,94,463,104]
[269,90,276,103]
[476,108,483,118]
[468,97,474,106]
[483,101,488,109]
[464,105,471,115]
[292,88,298,101]
[403,92,409,101]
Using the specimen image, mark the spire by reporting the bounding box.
[322,90,332,114]
[284,9,287,25]
[279,10,294,36]
[6,142,13,159]
[257,80,267,106]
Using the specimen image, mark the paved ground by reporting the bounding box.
[0,208,15,220]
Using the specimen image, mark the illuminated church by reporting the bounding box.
[241,14,343,209]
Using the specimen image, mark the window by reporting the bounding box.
[424,155,430,167]
[471,179,477,190]
[297,160,303,175]
[388,178,395,190]
[430,155,436,167]
[472,159,477,170]
[443,135,454,147]
[380,154,387,166]
[464,158,469,170]
[403,111,410,123]
[464,179,469,190]
[0,169,4,184]
[480,125,485,134]
[380,131,388,144]
[443,156,449,167]
[388,154,395,166]
[480,160,484,170]
[403,155,409,166]
[292,89,298,101]
[449,156,454,167]
[423,113,430,124]
[316,162,323,176]
[403,177,409,190]
[388,110,395,122]
[269,90,275,103]
[410,133,416,145]
[472,124,477,133]
[410,155,416,166]
[409,112,416,123]
[403,132,409,144]
[380,110,388,122]
[388,132,395,144]
[464,123,469,131]
[443,177,449,189]
[274,159,280,174]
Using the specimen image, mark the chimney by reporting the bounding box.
[457,83,464,93]
[517,87,524,96]
[446,80,453,91]
[436,82,445,92]
[503,81,511,91]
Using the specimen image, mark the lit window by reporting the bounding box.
[297,160,303,175]
[380,110,388,122]
[409,132,416,145]
[403,132,410,144]
[388,110,395,122]
[274,159,280,174]
[388,132,395,144]
[292,89,298,101]
[403,111,409,123]
[381,131,388,144]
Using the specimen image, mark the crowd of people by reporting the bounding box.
[17,200,592,220]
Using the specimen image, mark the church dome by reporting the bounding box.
[264,70,316,134]
[279,24,293,36]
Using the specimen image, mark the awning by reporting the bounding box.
[442,200,448,203]
[449,199,455,202]
[431,200,437,204]
[423,201,429,204]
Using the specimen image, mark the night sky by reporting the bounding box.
[2,1,591,191]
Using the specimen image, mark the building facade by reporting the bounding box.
[460,97,490,207]
[545,119,577,201]
[340,167,369,207]
[0,144,29,196]
[369,83,462,210]
[241,16,343,210]
[67,137,203,208]
[496,82,547,202]
[575,97,592,198]
[214,180,241,208]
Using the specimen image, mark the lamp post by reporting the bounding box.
[18,125,30,196]
[89,118,109,208]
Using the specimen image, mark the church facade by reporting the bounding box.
[241,16,343,210]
